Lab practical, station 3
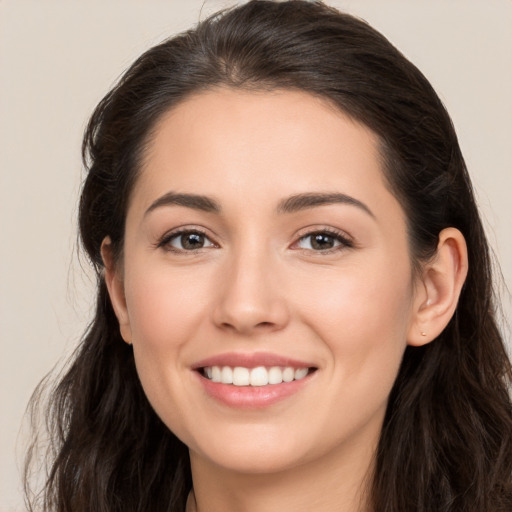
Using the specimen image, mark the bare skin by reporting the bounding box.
[102,88,468,512]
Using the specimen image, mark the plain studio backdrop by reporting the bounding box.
[1,1,511,510]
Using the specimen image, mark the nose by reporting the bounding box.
[212,248,290,336]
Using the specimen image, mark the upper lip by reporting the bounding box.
[192,352,315,370]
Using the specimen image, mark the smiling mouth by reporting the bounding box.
[199,365,317,387]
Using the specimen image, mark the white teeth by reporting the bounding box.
[250,366,269,386]
[233,366,250,386]
[268,366,283,384]
[221,366,233,384]
[294,368,309,380]
[211,366,221,383]
[282,367,295,382]
[204,365,311,386]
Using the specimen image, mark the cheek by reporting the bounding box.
[120,261,212,411]
[300,262,412,327]
[294,261,414,379]
[121,261,215,438]
[291,266,413,440]
[123,261,211,349]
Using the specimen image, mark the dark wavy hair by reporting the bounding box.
[25,1,512,511]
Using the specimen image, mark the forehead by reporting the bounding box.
[132,87,397,220]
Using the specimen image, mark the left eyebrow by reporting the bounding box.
[277,192,375,218]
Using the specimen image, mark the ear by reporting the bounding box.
[407,227,468,347]
[101,237,132,344]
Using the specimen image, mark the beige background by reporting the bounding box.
[1,1,511,510]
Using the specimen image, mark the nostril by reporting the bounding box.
[256,321,274,328]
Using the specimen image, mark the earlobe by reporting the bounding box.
[100,237,132,344]
[407,228,468,347]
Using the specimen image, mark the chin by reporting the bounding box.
[186,422,323,476]
[198,446,307,476]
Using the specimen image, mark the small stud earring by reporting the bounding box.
[421,332,427,337]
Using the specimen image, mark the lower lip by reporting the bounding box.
[196,371,314,408]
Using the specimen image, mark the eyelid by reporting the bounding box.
[290,226,354,253]
[156,226,219,252]
[154,224,354,254]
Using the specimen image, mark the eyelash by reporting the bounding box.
[156,228,215,253]
[156,227,353,254]
[293,228,354,254]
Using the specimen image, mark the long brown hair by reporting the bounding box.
[25,1,512,511]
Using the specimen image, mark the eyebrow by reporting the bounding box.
[145,192,221,216]
[277,192,375,218]
[144,191,374,218]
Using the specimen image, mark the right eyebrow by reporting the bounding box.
[144,191,221,217]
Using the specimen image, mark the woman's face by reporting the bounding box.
[108,88,425,475]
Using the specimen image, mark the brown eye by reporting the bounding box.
[296,231,352,252]
[310,233,336,250]
[166,231,215,251]
[181,232,205,250]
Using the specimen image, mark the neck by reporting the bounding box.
[188,439,376,512]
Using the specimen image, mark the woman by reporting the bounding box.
[25,1,512,511]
